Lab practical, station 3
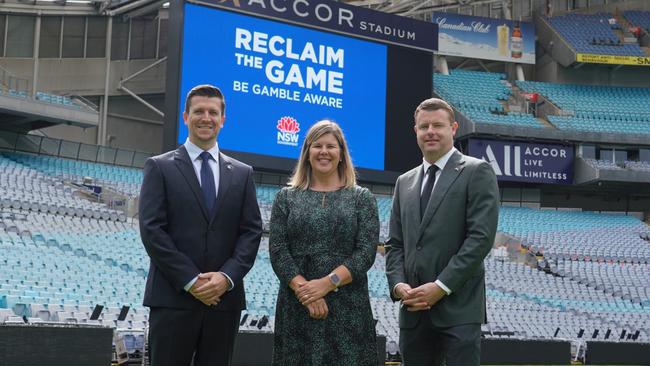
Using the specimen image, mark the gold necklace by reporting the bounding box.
[310,185,343,208]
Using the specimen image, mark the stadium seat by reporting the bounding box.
[517,80,650,135]
[547,13,645,57]
[434,70,546,129]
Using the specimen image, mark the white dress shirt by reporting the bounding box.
[184,138,220,192]
[420,147,456,197]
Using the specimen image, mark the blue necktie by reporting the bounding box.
[200,151,216,215]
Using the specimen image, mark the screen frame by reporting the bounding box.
[163,0,433,184]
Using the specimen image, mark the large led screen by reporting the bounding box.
[178,3,388,170]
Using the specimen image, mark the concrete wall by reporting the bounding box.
[535,16,577,68]
[552,63,650,87]
[0,58,166,95]
[39,123,98,145]
[39,93,165,153]
[541,189,650,213]
[535,54,650,88]
[0,56,166,153]
[105,95,164,154]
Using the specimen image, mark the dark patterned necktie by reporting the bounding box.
[420,165,439,219]
[200,151,216,215]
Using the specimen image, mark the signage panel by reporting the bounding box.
[433,13,535,64]
[179,3,388,170]
[192,0,438,52]
[468,139,574,184]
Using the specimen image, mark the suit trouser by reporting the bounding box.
[399,314,481,366]
[148,306,241,366]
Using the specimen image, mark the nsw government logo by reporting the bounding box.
[276,116,300,147]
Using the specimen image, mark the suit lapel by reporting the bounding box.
[405,166,424,227]
[417,151,466,240]
[173,145,210,221]
[212,153,233,222]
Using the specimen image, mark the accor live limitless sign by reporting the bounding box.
[468,139,574,184]
[191,0,438,52]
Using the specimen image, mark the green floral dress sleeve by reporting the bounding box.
[342,187,380,281]
[269,188,301,285]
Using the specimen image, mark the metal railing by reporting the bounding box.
[67,94,101,112]
[0,129,153,169]
[0,65,29,92]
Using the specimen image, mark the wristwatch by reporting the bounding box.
[328,273,341,291]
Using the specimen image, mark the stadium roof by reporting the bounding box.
[2,0,643,19]
[0,0,547,19]
[0,0,166,16]
[347,0,516,18]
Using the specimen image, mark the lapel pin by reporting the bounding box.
[227,164,232,170]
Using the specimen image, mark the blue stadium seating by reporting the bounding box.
[623,10,650,33]
[517,80,650,134]
[625,160,650,172]
[486,207,650,343]
[2,89,86,109]
[584,158,623,170]
[0,154,127,220]
[434,70,546,128]
[6,89,28,98]
[547,13,645,56]
[499,206,650,262]
[2,152,649,350]
[376,195,392,242]
[5,153,143,197]
[35,92,78,108]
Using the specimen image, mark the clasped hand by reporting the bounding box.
[296,278,332,306]
[397,282,446,312]
[292,277,332,320]
[189,272,229,306]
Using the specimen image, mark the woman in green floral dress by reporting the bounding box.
[269,120,379,365]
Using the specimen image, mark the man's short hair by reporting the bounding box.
[414,98,455,123]
[184,84,226,114]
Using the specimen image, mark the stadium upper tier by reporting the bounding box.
[0,154,126,221]
[623,10,650,33]
[434,70,545,128]
[4,152,143,197]
[517,80,650,134]
[499,206,650,263]
[625,160,650,171]
[547,13,645,56]
[585,159,650,172]
[1,89,88,110]
[584,158,624,170]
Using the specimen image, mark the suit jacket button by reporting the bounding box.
[416,246,422,250]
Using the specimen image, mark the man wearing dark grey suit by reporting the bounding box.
[139,85,262,366]
[386,98,499,366]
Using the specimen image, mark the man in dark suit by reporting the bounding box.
[139,84,262,366]
[385,97,499,366]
